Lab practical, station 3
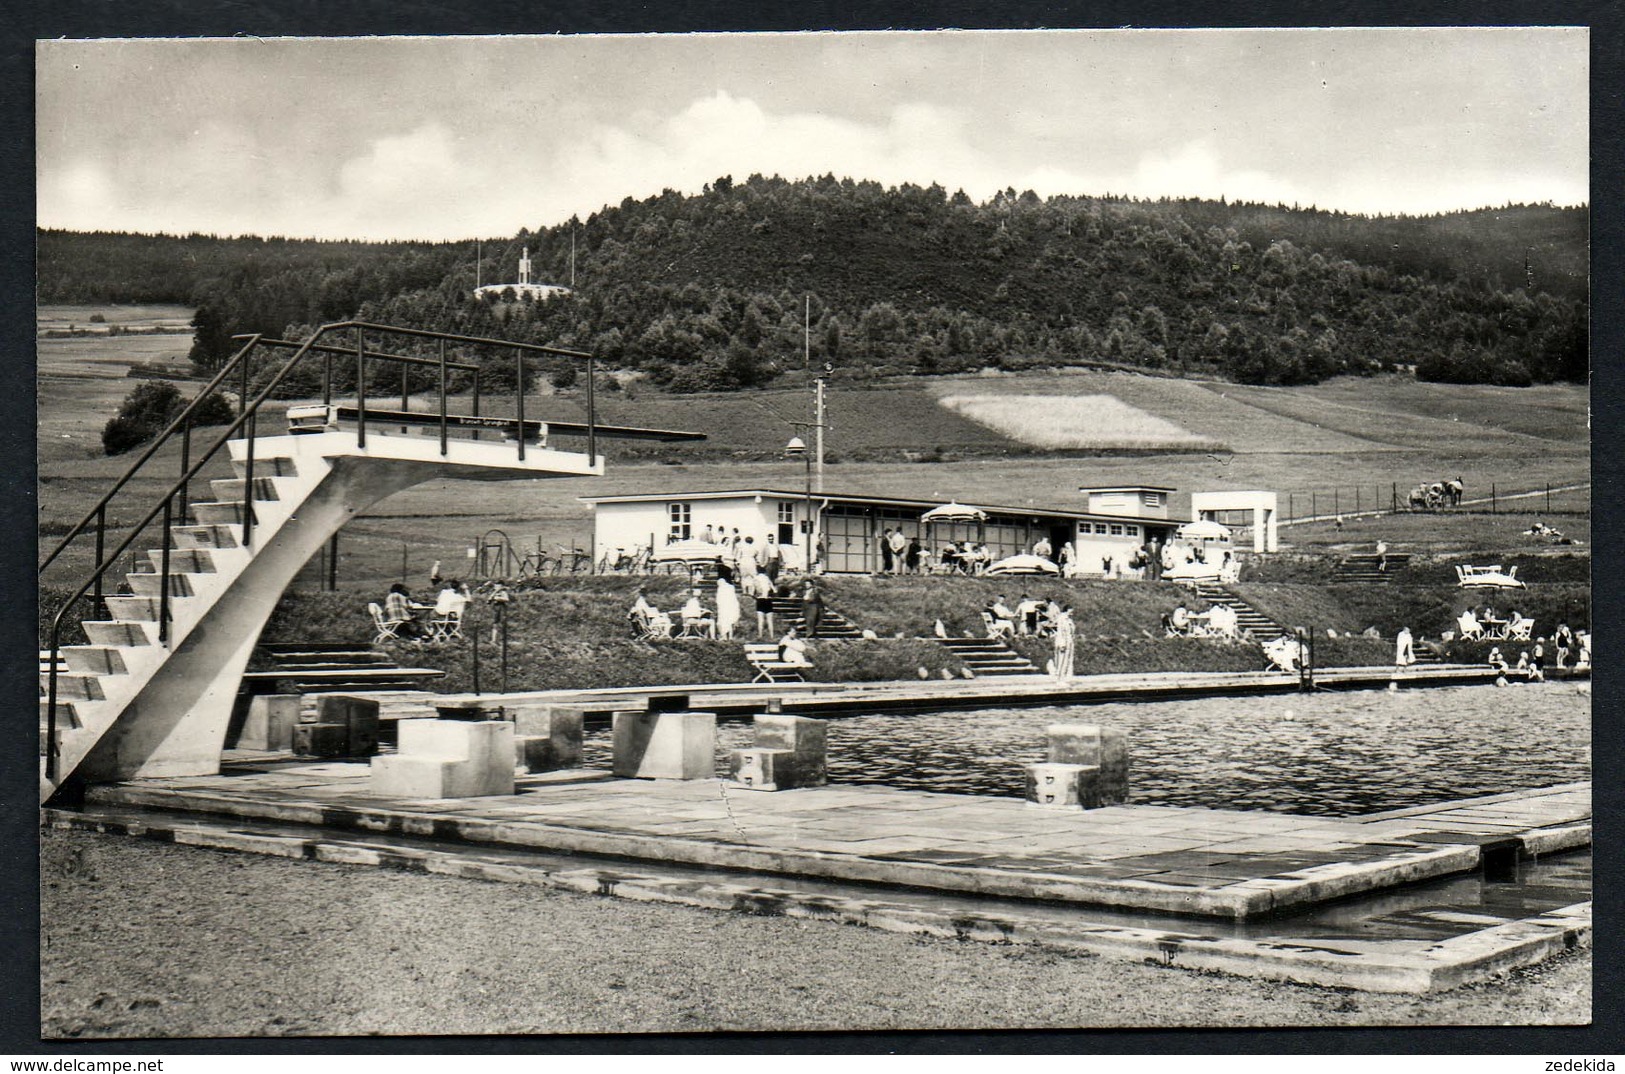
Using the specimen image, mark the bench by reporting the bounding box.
[743,642,807,684]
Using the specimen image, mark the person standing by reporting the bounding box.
[1033,535,1052,560]
[1051,604,1076,679]
[800,578,825,637]
[737,537,759,581]
[715,573,740,640]
[751,572,777,638]
[888,528,908,574]
[879,528,894,575]
[905,536,922,575]
[1394,625,1415,668]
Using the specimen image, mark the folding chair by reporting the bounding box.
[369,603,400,644]
[1507,615,1534,642]
[1456,612,1484,640]
[427,609,463,644]
[981,610,1014,640]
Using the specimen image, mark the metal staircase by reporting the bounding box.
[39,321,702,804]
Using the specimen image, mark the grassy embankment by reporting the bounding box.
[40,568,1589,693]
[240,572,1577,691]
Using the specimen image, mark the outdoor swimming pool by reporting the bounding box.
[581,682,1590,816]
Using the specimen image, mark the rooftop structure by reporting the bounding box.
[473,246,573,302]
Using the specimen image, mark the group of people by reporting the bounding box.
[1161,602,1240,639]
[1484,622,1587,683]
[628,570,829,645]
[380,578,471,642]
[978,593,1073,640]
[695,525,789,579]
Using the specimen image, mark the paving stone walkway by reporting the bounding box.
[88,764,1591,921]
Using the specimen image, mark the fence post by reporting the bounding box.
[1333,488,1339,516]
[1491,483,1497,514]
[1355,486,1361,513]
[1546,483,1551,513]
[1392,483,1398,512]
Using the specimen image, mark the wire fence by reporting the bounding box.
[1274,481,1590,525]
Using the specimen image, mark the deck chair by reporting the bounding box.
[369,603,400,644]
[1506,615,1534,641]
[1456,612,1484,640]
[426,608,463,643]
[981,610,1015,640]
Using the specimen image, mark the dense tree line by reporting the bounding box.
[38,178,1588,392]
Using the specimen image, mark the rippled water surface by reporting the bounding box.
[582,683,1590,816]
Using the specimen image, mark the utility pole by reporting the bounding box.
[475,239,481,289]
[570,228,577,288]
[814,374,826,494]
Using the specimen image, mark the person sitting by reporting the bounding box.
[1169,604,1191,636]
[1515,650,1543,682]
[1457,609,1484,640]
[680,594,714,638]
[988,595,1017,638]
[1576,632,1592,669]
[1487,646,1509,674]
[778,625,811,667]
[428,579,470,641]
[1207,602,1239,638]
[383,582,425,640]
[628,588,662,638]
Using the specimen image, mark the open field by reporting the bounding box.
[939,392,1223,451]
[36,308,1588,592]
[36,302,193,333]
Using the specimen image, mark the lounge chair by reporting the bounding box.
[1456,612,1484,640]
[744,642,807,683]
[981,611,1015,640]
[1506,615,1535,641]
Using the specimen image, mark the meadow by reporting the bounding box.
[35,308,1589,595]
[937,393,1224,451]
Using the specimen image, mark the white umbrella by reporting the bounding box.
[652,538,728,564]
[921,502,988,523]
[1178,519,1232,540]
[985,554,1061,577]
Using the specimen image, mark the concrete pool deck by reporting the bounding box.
[82,760,1590,922]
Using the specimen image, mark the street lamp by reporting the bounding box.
[785,434,815,572]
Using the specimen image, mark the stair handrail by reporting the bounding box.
[38,333,265,575]
[42,320,600,784]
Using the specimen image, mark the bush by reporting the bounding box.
[100,382,236,455]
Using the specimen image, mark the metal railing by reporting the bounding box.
[40,321,597,784]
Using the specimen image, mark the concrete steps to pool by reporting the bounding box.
[1184,582,1290,642]
[934,637,1043,677]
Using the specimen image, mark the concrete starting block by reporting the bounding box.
[612,710,715,780]
[1024,724,1129,809]
[727,714,827,791]
[237,694,300,751]
[316,695,381,757]
[512,704,585,773]
[371,719,515,799]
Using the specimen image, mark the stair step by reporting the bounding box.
[42,673,105,701]
[265,653,395,667]
[192,501,248,525]
[171,524,241,550]
[232,456,298,479]
[104,595,163,622]
[83,620,154,647]
[126,572,195,598]
[39,698,83,730]
[62,646,129,676]
[210,476,281,503]
[148,548,215,574]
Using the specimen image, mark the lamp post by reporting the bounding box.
[785,433,815,573]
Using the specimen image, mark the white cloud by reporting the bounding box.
[1127,141,1308,207]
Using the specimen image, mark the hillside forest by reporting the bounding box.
[37,175,1588,395]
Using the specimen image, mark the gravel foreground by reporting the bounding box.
[39,828,1590,1040]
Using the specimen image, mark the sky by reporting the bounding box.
[35,28,1589,242]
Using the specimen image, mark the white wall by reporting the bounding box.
[593,497,781,561]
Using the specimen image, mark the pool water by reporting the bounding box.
[581,682,1591,816]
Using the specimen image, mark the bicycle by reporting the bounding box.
[598,544,649,574]
[550,545,593,575]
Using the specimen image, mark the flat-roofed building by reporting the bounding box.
[581,488,1189,575]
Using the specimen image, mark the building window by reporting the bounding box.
[777,502,795,545]
[1126,525,1140,537]
[1142,491,1164,507]
[668,502,692,542]
[1110,524,1124,536]
[1095,523,1110,535]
